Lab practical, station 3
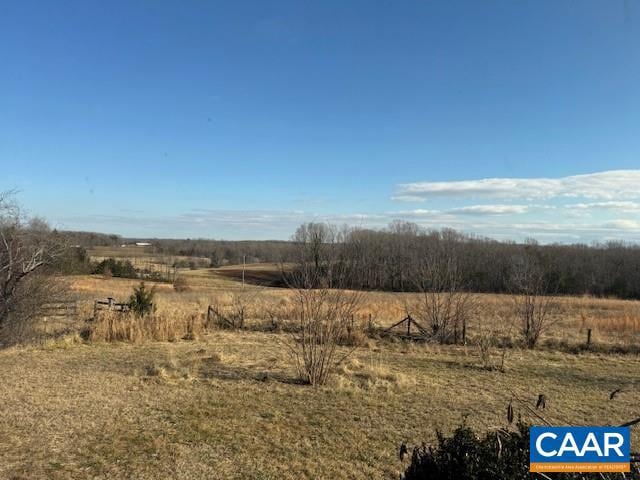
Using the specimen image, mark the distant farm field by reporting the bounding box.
[1,268,639,479]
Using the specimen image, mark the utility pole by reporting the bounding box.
[242,254,246,289]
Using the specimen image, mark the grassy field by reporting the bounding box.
[1,269,639,479]
[72,265,640,348]
[88,246,211,276]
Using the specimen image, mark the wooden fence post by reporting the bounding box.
[586,328,592,346]
[462,320,466,344]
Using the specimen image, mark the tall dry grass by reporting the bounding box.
[65,274,640,351]
[88,310,206,343]
[578,309,640,335]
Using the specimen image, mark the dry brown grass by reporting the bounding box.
[1,329,639,479]
[578,306,640,334]
[88,310,206,343]
[333,356,417,391]
[66,273,640,349]
[3,273,639,478]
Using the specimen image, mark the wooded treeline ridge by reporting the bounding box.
[63,222,640,299]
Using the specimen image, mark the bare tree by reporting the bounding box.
[292,222,333,271]
[0,192,66,342]
[284,223,363,385]
[509,250,557,348]
[411,232,475,344]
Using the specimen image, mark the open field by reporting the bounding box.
[88,246,211,276]
[1,270,639,479]
[79,249,640,348]
[211,263,288,287]
[69,265,640,348]
[2,330,639,479]
[7,3,640,478]
[89,245,205,264]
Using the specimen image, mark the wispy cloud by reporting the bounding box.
[53,205,640,243]
[55,210,392,240]
[569,201,640,212]
[388,209,444,218]
[391,204,530,217]
[601,219,640,230]
[450,204,529,215]
[50,170,640,243]
[388,170,640,241]
[390,195,429,203]
[395,170,640,201]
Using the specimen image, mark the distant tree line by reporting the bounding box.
[60,231,296,266]
[288,221,640,300]
[60,230,122,248]
[61,222,640,300]
[153,239,295,266]
[92,258,137,278]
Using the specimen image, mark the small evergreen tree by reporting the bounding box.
[128,282,155,317]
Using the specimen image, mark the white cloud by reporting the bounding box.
[389,205,529,218]
[601,219,640,230]
[395,170,640,201]
[389,209,443,218]
[55,210,393,240]
[569,201,640,212]
[52,170,640,242]
[390,195,427,203]
[450,204,529,215]
[52,207,640,244]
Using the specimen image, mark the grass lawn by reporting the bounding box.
[1,328,638,479]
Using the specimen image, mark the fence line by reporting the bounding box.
[93,297,131,316]
[39,300,78,320]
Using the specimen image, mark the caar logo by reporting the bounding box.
[530,426,630,473]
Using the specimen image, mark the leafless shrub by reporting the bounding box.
[263,301,284,332]
[509,250,558,348]
[411,231,475,344]
[337,315,369,347]
[286,287,362,385]
[261,297,296,332]
[207,290,259,329]
[284,222,363,385]
[475,310,511,371]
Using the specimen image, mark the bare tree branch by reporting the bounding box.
[0,192,68,337]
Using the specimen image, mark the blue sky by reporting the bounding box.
[2,1,640,241]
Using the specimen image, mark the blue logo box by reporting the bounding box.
[530,426,630,473]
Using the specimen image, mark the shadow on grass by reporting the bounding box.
[198,361,301,384]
